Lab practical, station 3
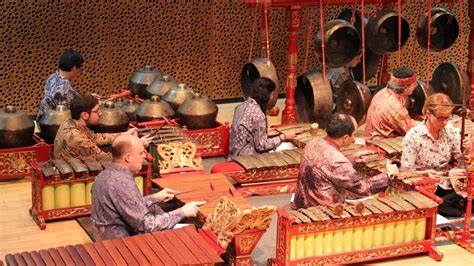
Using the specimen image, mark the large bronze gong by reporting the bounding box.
[129,65,163,99]
[431,62,470,105]
[240,57,279,110]
[315,19,361,68]
[338,9,381,81]
[295,70,333,128]
[416,8,459,52]
[407,81,434,118]
[0,106,35,148]
[336,80,372,124]
[366,8,410,55]
[93,101,130,133]
[39,105,71,144]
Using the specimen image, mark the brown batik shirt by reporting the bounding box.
[364,87,415,141]
[294,137,389,208]
[53,118,119,160]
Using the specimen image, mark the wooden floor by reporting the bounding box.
[0,100,473,265]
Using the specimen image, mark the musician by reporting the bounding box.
[53,93,152,160]
[295,113,399,208]
[91,134,204,240]
[37,49,84,121]
[230,77,295,156]
[402,93,471,216]
[364,67,418,141]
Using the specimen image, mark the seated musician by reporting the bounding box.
[53,93,152,160]
[402,93,471,216]
[364,67,418,140]
[91,134,205,240]
[294,113,399,208]
[230,77,295,156]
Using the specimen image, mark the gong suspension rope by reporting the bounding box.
[426,0,433,89]
[263,1,271,64]
[409,0,424,67]
[248,4,260,62]
[361,0,366,85]
[319,0,327,82]
[303,8,315,73]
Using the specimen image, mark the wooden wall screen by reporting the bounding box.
[0,1,470,115]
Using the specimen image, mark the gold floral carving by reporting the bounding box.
[46,206,91,219]
[157,141,203,173]
[0,150,36,175]
[225,166,299,183]
[189,131,224,154]
[239,235,258,254]
[203,197,276,249]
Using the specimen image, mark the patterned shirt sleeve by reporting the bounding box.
[322,159,372,198]
[449,127,462,162]
[401,130,418,169]
[90,131,120,146]
[110,182,185,233]
[70,130,113,159]
[252,111,282,152]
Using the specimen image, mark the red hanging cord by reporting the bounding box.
[361,0,366,85]
[397,0,402,67]
[319,0,327,82]
[248,6,259,62]
[426,0,432,87]
[459,0,465,65]
[409,0,423,67]
[263,2,271,64]
[303,9,314,72]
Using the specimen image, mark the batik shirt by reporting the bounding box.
[364,87,415,141]
[294,137,389,208]
[230,97,281,156]
[37,71,78,120]
[91,163,184,240]
[401,122,462,190]
[53,118,118,160]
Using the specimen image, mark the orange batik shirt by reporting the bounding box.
[364,87,415,141]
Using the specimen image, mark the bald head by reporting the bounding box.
[112,134,139,160]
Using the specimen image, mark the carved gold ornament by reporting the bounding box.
[157,142,203,173]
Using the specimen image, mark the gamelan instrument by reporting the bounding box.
[153,173,276,265]
[269,190,443,265]
[274,123,326,149]
[30,156,152,229]
[4,226,223,265]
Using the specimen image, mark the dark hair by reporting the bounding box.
[70,93,98,119]
[58,49,84,71]
[326,113,356,138]
[249,77,276,112]
[387,67,416,93]
[111,138,132,159]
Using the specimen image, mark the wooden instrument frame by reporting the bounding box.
[0,134,52,180]
[29,159,152,230]
[269,193,443,265]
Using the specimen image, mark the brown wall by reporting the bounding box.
[0,0,470,115]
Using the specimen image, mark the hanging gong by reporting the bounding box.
[407,81,434,118]
[315,19,361,68]
[431,62,470,105]
[416,8,459,52]
[295,70,333,128]
[336,80,372,124]
[366,8,410,55]
[337,9,381,81]
[240,57,279,110]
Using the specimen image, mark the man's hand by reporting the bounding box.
[181,201,206,217]
[124,127,138,136]
[386,159,399,176]
[449,168,465,178]
[154,188,179,202]
[282,130,296,142]
[140,134,154,147]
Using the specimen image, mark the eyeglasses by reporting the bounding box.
[432,113,452,121]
